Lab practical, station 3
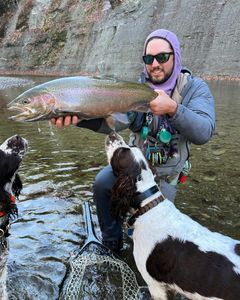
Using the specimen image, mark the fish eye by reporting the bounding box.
[21,98,30,104]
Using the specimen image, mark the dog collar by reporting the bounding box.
[0,195,15,240]
[127,191,165,227]
[0,221,10,239]
[133,185,159,203]
[0,194,16,217]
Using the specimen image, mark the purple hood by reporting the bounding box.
[143,29,182,95]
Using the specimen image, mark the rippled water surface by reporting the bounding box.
[0,76,239,299]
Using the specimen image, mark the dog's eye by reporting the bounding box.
[137,174,142,181]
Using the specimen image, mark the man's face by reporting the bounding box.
[145,38,174,84]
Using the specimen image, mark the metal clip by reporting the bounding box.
[0,228,5,238]
[146,112,153,125]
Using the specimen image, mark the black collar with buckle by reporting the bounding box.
[0,194,16,240]
[0,216,10,239]
[133,185,159,203]
[127,185,165,227]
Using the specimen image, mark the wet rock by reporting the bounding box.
[212,149,226,156]
[202,170,217,181]
[202,197,211,203]
[216,131,227,138]
[53,189,75,199]
[199,213,211,220]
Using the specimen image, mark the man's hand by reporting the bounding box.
[150,90,177,117]
[51,115,79,128]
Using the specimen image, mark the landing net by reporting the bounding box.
[59,202,150,300]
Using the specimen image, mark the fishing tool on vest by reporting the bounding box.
[141,114,178,166]
[140,111,153,140]
[178,160,191,184]
[157,128,172,144]
[59,201,151,300]
[144,138,170,166]
[157,116,175,144]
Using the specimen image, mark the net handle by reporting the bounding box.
[83,201,101,245]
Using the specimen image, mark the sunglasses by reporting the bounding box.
[142,52,174,65]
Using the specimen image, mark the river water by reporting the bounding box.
[0,76,239,299]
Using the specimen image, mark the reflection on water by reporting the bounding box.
[0,76,239,299]
[177,80,240,240]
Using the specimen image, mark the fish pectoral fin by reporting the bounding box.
[112,113,129,124]
[105,116,115,130]
[105,113,130,130]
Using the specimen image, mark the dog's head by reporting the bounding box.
[0,135,28,217]
[0,134,28,159]
[106,132,155,217]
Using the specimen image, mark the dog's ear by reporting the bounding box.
[12,173,23,198]
[0,151,21,183]
[110,147,132,177]
[111,174,136,218]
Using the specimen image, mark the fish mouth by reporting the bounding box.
[7,104,43,122]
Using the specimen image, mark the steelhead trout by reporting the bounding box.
[7,76,157,127]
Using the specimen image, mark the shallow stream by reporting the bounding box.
[0,76,239,299]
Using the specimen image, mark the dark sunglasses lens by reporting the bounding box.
[143,55,154,65]
[156,53,170,63]
[143,53,172,65]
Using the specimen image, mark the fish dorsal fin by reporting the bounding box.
[92,75,119,83]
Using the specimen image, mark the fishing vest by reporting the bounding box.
[128,72,191,185]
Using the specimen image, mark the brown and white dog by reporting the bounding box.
[0,135,28,299]
[105,131,240,300]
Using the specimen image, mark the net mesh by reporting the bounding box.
[60,201,151,300]
[60,243,150,300]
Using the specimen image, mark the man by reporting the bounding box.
[52,29,215,253]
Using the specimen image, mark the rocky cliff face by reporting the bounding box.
[0,0,239,80]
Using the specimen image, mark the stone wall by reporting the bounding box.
[0,0,239,80]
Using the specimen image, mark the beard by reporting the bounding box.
[147,66,172,84]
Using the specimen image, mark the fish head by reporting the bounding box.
[7,87,56,122]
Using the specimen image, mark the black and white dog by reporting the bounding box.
[105,131,240,300]
[0,135,28,299]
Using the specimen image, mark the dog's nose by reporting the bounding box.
[109,131,118,139]
[14,135,20,141]
[11,135,22,144]
[105,131,117,147]
[106,131,119,145]
[7,135,28,151]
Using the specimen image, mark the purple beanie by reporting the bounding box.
[143,29,182,95]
